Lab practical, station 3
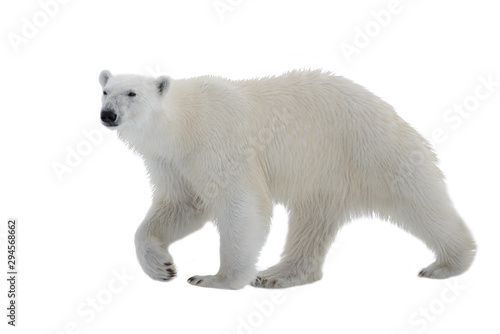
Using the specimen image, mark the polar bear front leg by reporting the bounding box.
[188,188,272,289]
[135,199,207,282]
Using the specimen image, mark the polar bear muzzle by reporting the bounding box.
[100,108,118,127]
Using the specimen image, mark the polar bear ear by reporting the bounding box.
[99,70,112,87]
[155,76,171,95]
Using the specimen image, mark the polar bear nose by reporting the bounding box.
[101,109,117,124]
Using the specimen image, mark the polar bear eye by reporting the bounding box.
[103,91,107,95]
[127,91,136,97]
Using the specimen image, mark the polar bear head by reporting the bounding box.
[98,70,170,128]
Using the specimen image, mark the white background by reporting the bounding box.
[1,0,499,333]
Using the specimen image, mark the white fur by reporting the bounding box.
[99,69,476,289]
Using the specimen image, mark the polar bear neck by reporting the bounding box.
[116,105,178,161]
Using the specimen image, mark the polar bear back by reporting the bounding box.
[143,70,441,214]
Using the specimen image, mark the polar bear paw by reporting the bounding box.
[187,274,247,290]
[418,262,461,279]
[251,275,303,289]
[251,264,321,289]
[138,245,177,282]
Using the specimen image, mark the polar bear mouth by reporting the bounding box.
[102,121,119,127]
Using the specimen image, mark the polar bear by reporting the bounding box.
[99,69,476,289]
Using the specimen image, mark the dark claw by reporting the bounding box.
[162,278,169,281]
[188,277,194,283]
[271,279,277,287]
[164,262,173,266]
[196,280,203,285]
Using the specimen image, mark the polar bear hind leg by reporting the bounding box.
[252,201,341,289]
[390,194,477,279]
